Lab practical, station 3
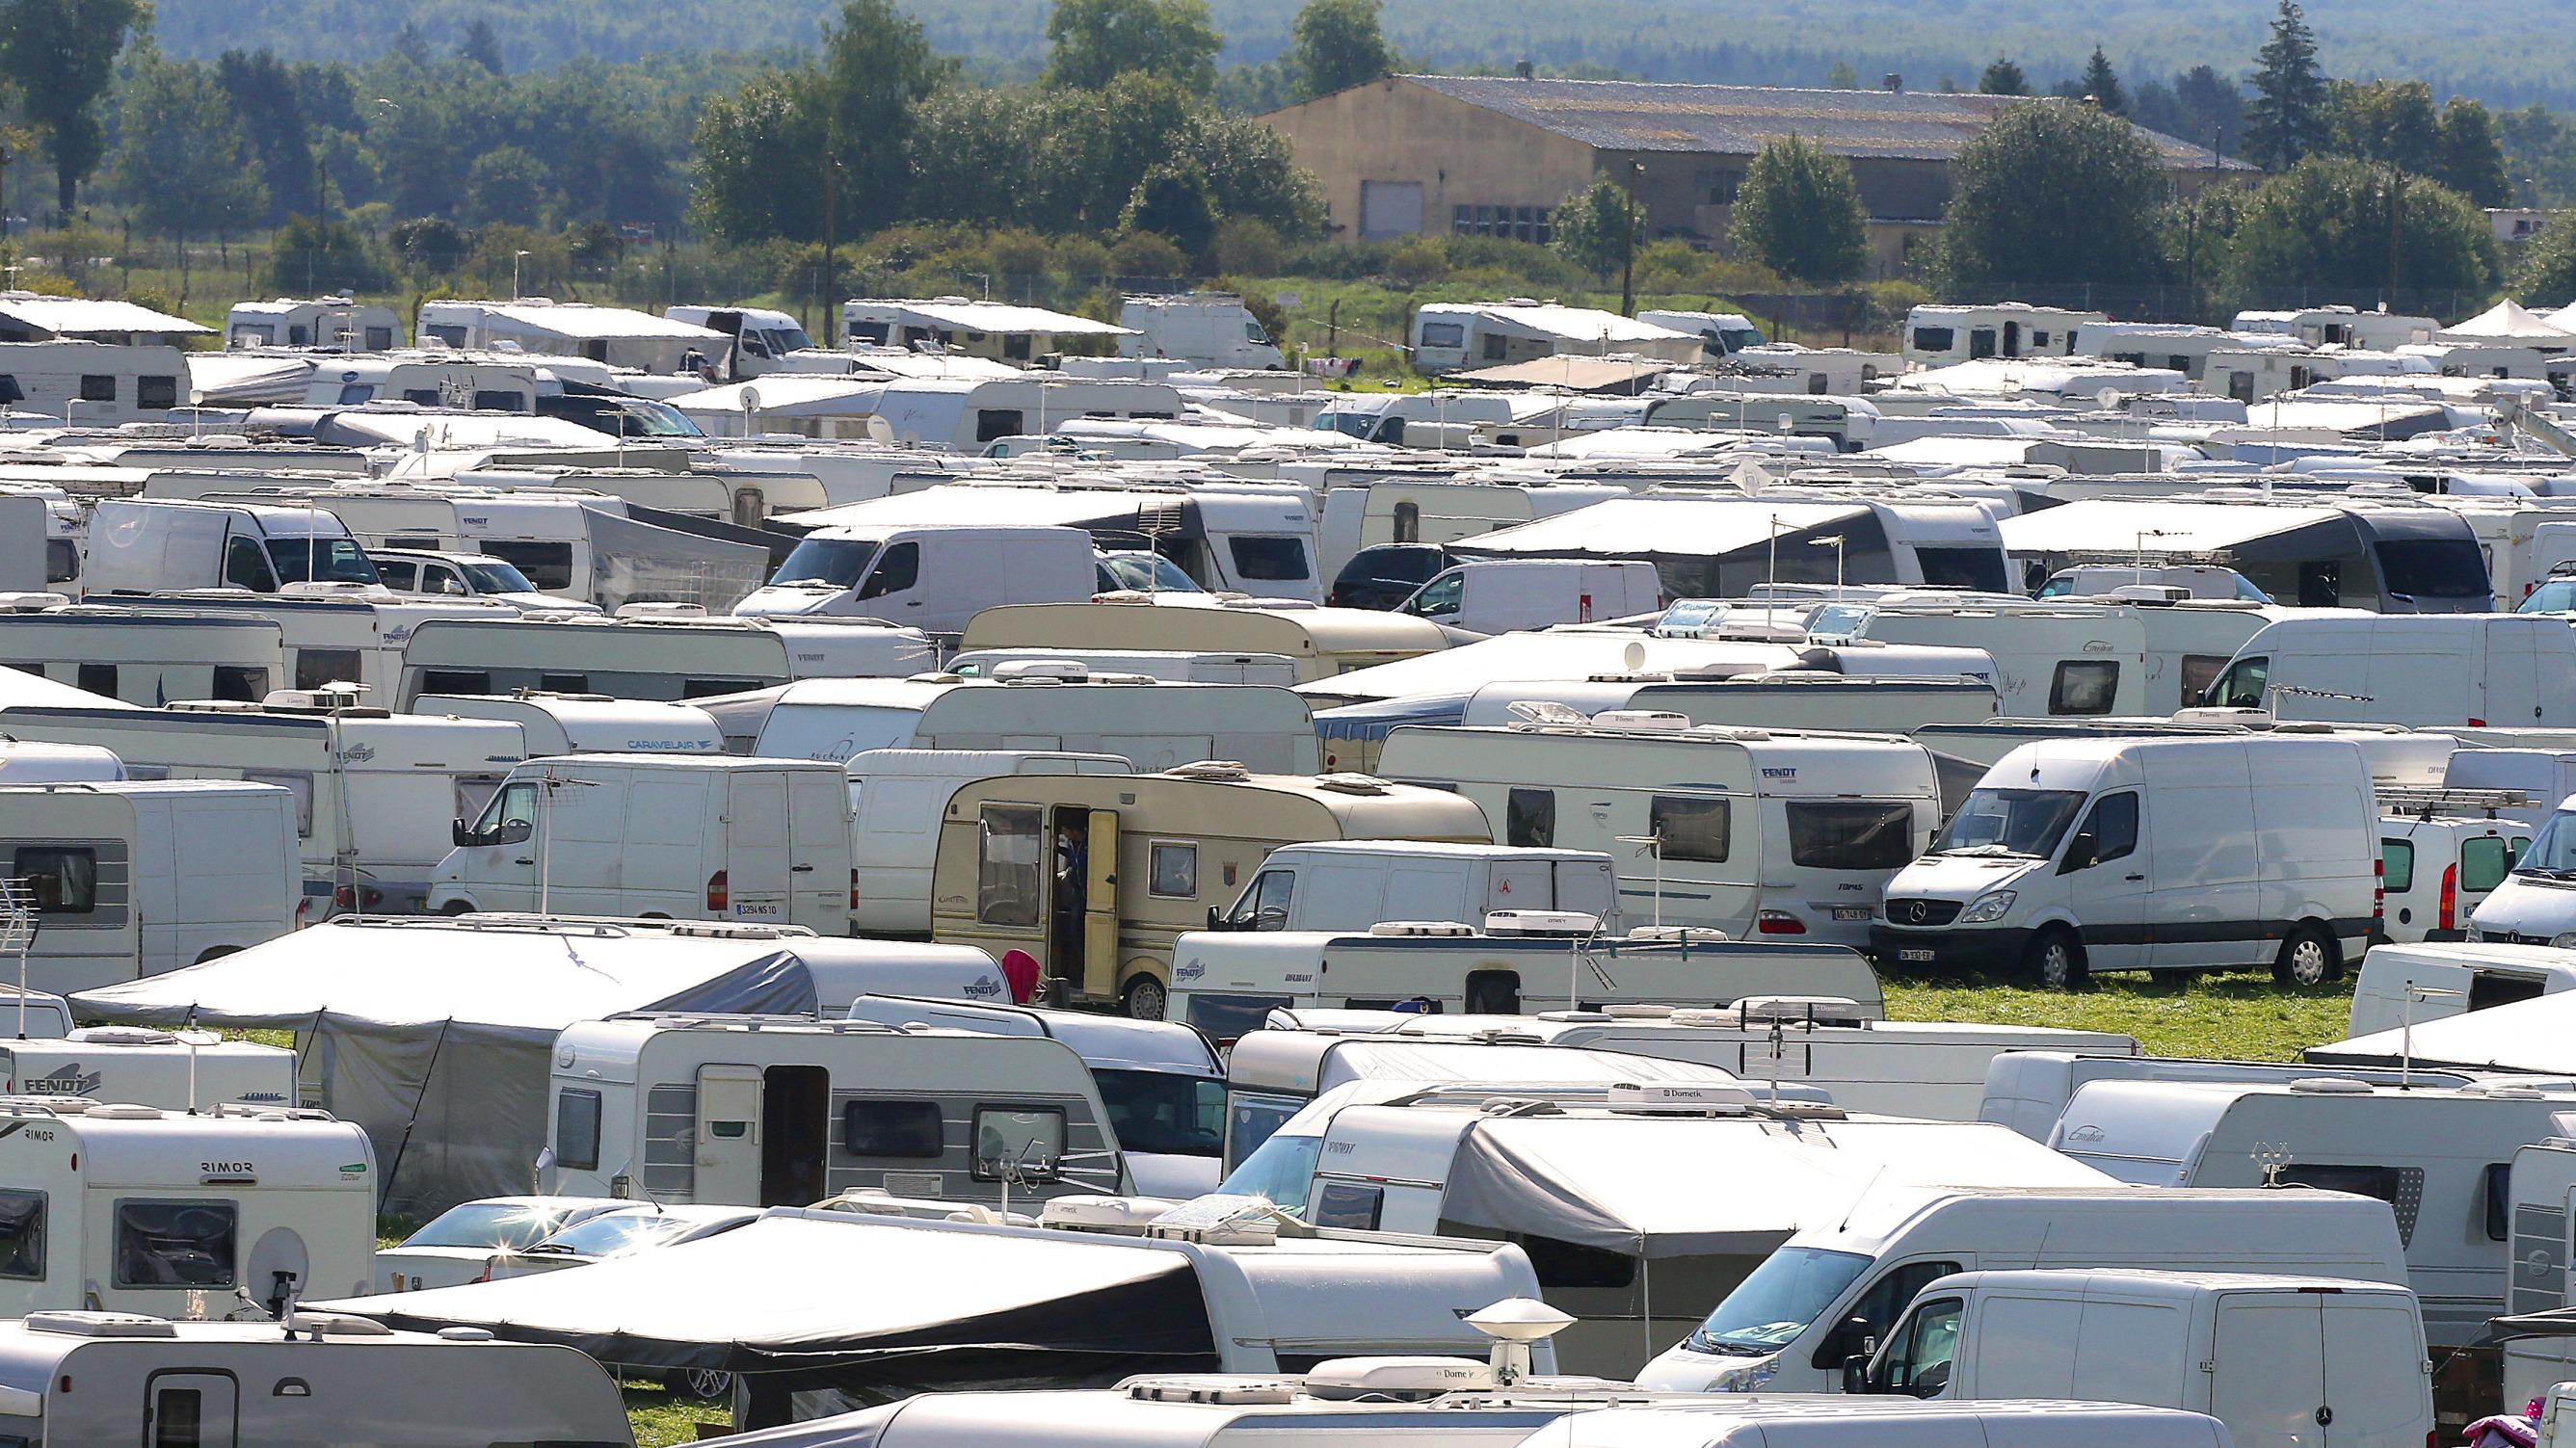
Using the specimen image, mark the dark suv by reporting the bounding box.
[1328,543,1453,610]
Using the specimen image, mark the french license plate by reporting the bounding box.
[1832,907,1872,921]
[1898,948,1936,962]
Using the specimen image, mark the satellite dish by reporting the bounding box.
[2096,385,2121,409]
[1622,641,1648,672]
[739,385,762,413]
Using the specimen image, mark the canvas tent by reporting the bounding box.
[2305,987,2576,1077]
[2438,300,2576,347]
[69,914,822,1215]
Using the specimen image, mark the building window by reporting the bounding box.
[1453,204,1474,236]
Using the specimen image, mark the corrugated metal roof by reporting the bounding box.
[1398,76,2247,169]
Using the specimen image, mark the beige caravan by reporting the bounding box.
[960,597,1448,683]
[932,763,1490,1017]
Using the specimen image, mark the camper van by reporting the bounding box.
[932,764,1490,1017]
[0,1028,296,1111]
[1850,1269,2434,1448]
[0,780,300,991]
[1399,560,1664,635]
[1118,294,1285,369]
[433,754,855,933]
[849,750,1134,936]
[960,597,1448,683]
[1634,1186,2412,1396]
[0,600,286,706]
[0,1097,378,1319]
[413,692,724,756]
[1977,1051,2481,1144]
[1872,737,2380,987]
[734,524,1102,633]
[0,1312,633,1448]
[84,500,379,597]
[2209,615,2576,726]
[753,673,1320,775]
[1377,721,1942,948]
[1205,841,1618,936]
[543,1013,1128,1209]
[394,613,936,709]
[842,993,1224,1198]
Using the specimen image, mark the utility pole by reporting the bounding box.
[2386,161,2403,310]
[308,153,329,296]
[819,145,840,349]
[1619,160,1643,318]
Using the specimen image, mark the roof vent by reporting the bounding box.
[0,592,68,613]
[1301,1356,1498,1400]
[1598,1003,1677,1019]
[1122,1376,1299,1405]
[83,1103,166,1119]
[1038,1196,1178,1234]
[1483,909,1601,937]
[2287,1076,2377,1094]
[435,1325,494,1342]
[1607,1081,1757,1115]
[1732,995,1870,1027]
[1627,924,1732,944]
[26,1310,176,1338]
[614,601,707,620]
[1370,920,1476,937]
[302,1312,394,1337]
[990,659,1091,682]
[1313,773,1392,795]
[65,1026,179,1046]
[1166,759,1251,782]
[1590,710,1693,733]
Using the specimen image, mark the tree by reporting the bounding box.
[465,145,548,226]
[388,215,469,270]
[814,0,954,230]
[1729,134,1867,284]
[2514,214,2576,305]
[1939,99,2165,284]
[2076,47,2125,115]
[1550,173,1639,283]
[2222,157,2496,296]
[458,16,504,73]
[262,215,394,294]
[2435,97,2511,207]
[1978,57,2030,96]
[1823,60,1858,90]
[689,70,829,240]
[2244,0,2327,171]
[386,20,433,66]
[1043,0,1220,96]
[2172,65,2246,148]
[214,50,316,224]
[1287,0,1397,102]
[111,55,270,244]
[2324,79,2440,175]
[0,0,146,213]
[1120,161,1218,262]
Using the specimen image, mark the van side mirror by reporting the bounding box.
[1206,906,1224,930]
[451,817,476,848]
[1842,1354,1873,1394]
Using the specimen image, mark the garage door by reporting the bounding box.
[1359,180,1425,239]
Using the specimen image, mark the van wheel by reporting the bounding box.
[668,1368,733,1400]
[193,945,241,964]
[2272,924,2342,987]
[438,901,473,916]
[2022,927,2087,990]
[1120,975,1168,1020]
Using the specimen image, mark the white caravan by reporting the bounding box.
[414,692,724,755]
[226,295,403,350]
[1978,1051,2478,1144]
[1805,594,2285,717]
[84,500,378,597]
[1377,721,1942,948]
[842,993,1224,1198]
[2044,1076,2576,1346]
[948,648,1301,685]
[754,673,1319,775]
[1634,1186,2410,1395]
[1455,495,2014,600]
[1205,841,1620,935]
[434,754,854,933]
[2497,1134,2576,1408]
[414,298,726,374]
[733,523,1102,633]
[0,601,286,705]
[2347,941,2576,1037]
[544,1013,1128,1208]
[0,1027,296,1111]
[1872,737,2380,987]
[110,589,506,698]
[1901,304,2104,365]
[839,297,1135,363]
[395,612,935,709]
[1118,293,1286,369]
[848,750,1134,936]
[1399,559,1665,635]
[0,781,299,991]
[0,1312,631,1448]
[0,341,191,422]
[1851,1269,2434,1448]
[1408,303,1700,373]
[0,1097,377,1319]
[2208,616,2576,726]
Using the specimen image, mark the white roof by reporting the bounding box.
[454,303,724,343]
[846,298,1134,337]
[0,293,210,336]
[1999,499,2345,555]
[2439,300,2576,343]
[1519,1399,2229,1448]
[1464,495,1872,558]
[2311,987,2576,1075]
[1299,634,1810,703]
[1424,303,1694,346]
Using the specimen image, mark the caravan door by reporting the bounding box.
[146,1371,240,1448]
[694,1063,762,1203]
[725,774,793,923]
[1083,808,1121,1000]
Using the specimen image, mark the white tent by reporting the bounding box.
[2437,300,2576,345]
[70,915,823,1215]
[2306,987,2576,1077]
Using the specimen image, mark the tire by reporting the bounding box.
[193,945,242,965]
[2272,923,2342,987]
[2022,926,2088,990]
[1120,974,1169,1020]
[438,901,473,916]
[668,1367,733,1400]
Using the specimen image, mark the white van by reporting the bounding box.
[1851,1269,2433,1448]
[2379,809,2525,943]
[0,1097,378,1318]
[1633,1186,2411,1395]
[2467,795,2576,946]
[1206,841,1619,936]
[1118,293,1285,369]
[733,523,1101,633]
[432,754,854,932]
[84,500,381,597]
[1872,737,2380,987]
[0,780,300,990]
[1378,721,1942,948]
[2207,615,2576,727]
[1400,559,1664,635]
[0,1027,297,1111]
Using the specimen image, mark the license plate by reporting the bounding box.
[1832,907,1872,922]
[1898,948,1936,962]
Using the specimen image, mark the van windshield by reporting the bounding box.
[459,558,537,593]
[1929,787,2087,858]
[2513,809,2576,878]
[266,537,379,585]
[1216,1126,1321,1214]
[771,538,879,589]
[1687,1246,1872,1354]
[1096,1068,1225,1157]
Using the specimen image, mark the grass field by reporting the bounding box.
[1883,969,2355,1062]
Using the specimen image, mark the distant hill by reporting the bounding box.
[153,0,2576,112]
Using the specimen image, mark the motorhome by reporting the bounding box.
[2208,615,2576,726]
[0,780,299,990]
[1901,304,2104,366]
[1850,1269,2434,1448]
[1118,293,1286,369]
[754,674,1319,774]
[433,754,855,933]
[226,297,403,351]
[667,303,821,375]
[0,1027,296,1111]
[2000,499,2493,613]
[1377,720,1941,949]
[0,1311,635,1448]
[394,613,936,709]
[734,524,1103,633]
[1872,737,2380,987]
[1205,840,1619,935]
[946,647,1301,685]
[415,692,723,756]
[109,589,508,698]
[840,297,1136,363]
[1634,1186,2412,1396]
[960,597,1448,683]
[0,341,192,422]
[0,1096,378,1318]
[1803,594,2286,717]
[841,994,1225,1198]
[1399,560,1665,635]
[1454,495,2013,601]
[1409,303,1701,374]
[0,599,286,705]
[2345,940,2576,1037]
[933,764,1490,1017]
[415,298,727,374]
[2044,1076,2576,1346]
[84,499,381,598]
[543,1013,1129,1209]
[1977,1051,2480,1143]
[1640,310,1767,358]
[848,750,1134,936]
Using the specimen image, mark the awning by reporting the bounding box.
[2306,987,2576,1076]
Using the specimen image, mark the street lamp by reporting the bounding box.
[512,249,531,301]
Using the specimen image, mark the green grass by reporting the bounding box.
[1883,971,2356,1063]
[624,1380,730,1447]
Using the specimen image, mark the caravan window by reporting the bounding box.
[294,648,362,692]
[556,1089,601,1172]
[975,803,1044,926]
[1420,323,1466,349]
[77,663,116,696]
[481,540,574,592]
[1229,537,1310,582]
[1913,546,2008,592]
[1650,795,1730,862]
[137,376,178,410]
[973,1106,1066,1180]
[2486,1162,2513,1242]
[1149,842,1197,897]
[1910,327,1955,354]
[242,771,316,836]
[1507,787,1555,848]
[419,669,492,696]
[2049,660,2119,715]
[77,375,115,403]
[2276,1164,2422,1242]
[13,848,95,913]
[974,408,1025,443]
[844,1099,944,1158]
[2178,655,2228,709]
[856,542,918,600]
[0,1190,40,1278]
[43,539,75,584]
[1786,803,1914,870]
[113,1200,237,1288]
[1313,1181,1384,1229]
[471,389,522,411]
